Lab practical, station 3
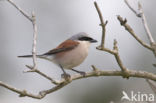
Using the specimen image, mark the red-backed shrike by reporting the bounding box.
[18,32,97,78]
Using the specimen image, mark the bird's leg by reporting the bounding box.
[71,69,86,77]
[59,64,71,80]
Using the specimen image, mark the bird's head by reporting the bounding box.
[69,32,97,43]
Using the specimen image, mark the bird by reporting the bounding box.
[18,32,97,79]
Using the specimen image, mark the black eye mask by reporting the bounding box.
[78,37,93,41]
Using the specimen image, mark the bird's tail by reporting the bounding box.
[18,55,43,58]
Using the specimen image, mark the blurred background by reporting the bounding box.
[0,0,156,103]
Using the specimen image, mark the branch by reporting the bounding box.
[117,15,152,50]
[97,41,129,77]
[138,2,155,44]
[7,0,58,85]
[25,65,60,85]
[124,0,156,57]
[125,0,154,43]
[94,1,108,48]
[94,1,128,76]
[7,0,32,21]
[1,68,156,99]
[31,12,38,70]
[124,0,141,17]
[8,0,37,70]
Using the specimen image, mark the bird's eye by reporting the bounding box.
[78,37,93,41]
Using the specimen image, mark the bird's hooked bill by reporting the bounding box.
[90,39,97,43]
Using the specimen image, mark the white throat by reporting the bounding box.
[78,41,91,50]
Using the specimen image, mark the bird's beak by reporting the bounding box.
[90,39,98,43]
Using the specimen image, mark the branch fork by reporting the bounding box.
[124,0,156,57]
[94,1,129,78]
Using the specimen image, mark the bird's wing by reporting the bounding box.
[43,40,79,55]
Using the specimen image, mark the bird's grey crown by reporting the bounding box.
[69,32,89,40]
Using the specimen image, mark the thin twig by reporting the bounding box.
[113,40,128,74]
[31,12,38,70]
[117,15,153,50]
[97,40,128,77]
[124,0,156,57]
[94,2,128,76]
[94,1,108,48]
[138,2,155,44]
[8,0,38,70]
[26,65,60,85]
[124,0,141,17]
[96,46,115,55]
[7,0,59,85]
[138,2,156,57]
[7,0,32,21]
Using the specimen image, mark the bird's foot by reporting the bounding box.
[71,69,86,77]
[79,71,86,77]
[61,73,71,80]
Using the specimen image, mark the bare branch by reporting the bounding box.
[113,40,128,74]
[0,81,43,98]
[7,0,32,21]
[123,1,156,98]
[94,2,128,76]
[31,12,38,70]
[94,1,108,48]
[117,15,153,50]
[124,0,141,17]
[124,0,156,57]
[96,46,115,54]
[8,0,38,70]
[26,65,60,85]
[138,2,156,57]
[6,0,59,85]
[97,40,128,77]
[1,68,156,99]
[138,2,155,44]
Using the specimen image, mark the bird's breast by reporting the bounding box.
[55,41,90,69]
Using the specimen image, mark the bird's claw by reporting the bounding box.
[61,73,71,80]
[79,71,86,77]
